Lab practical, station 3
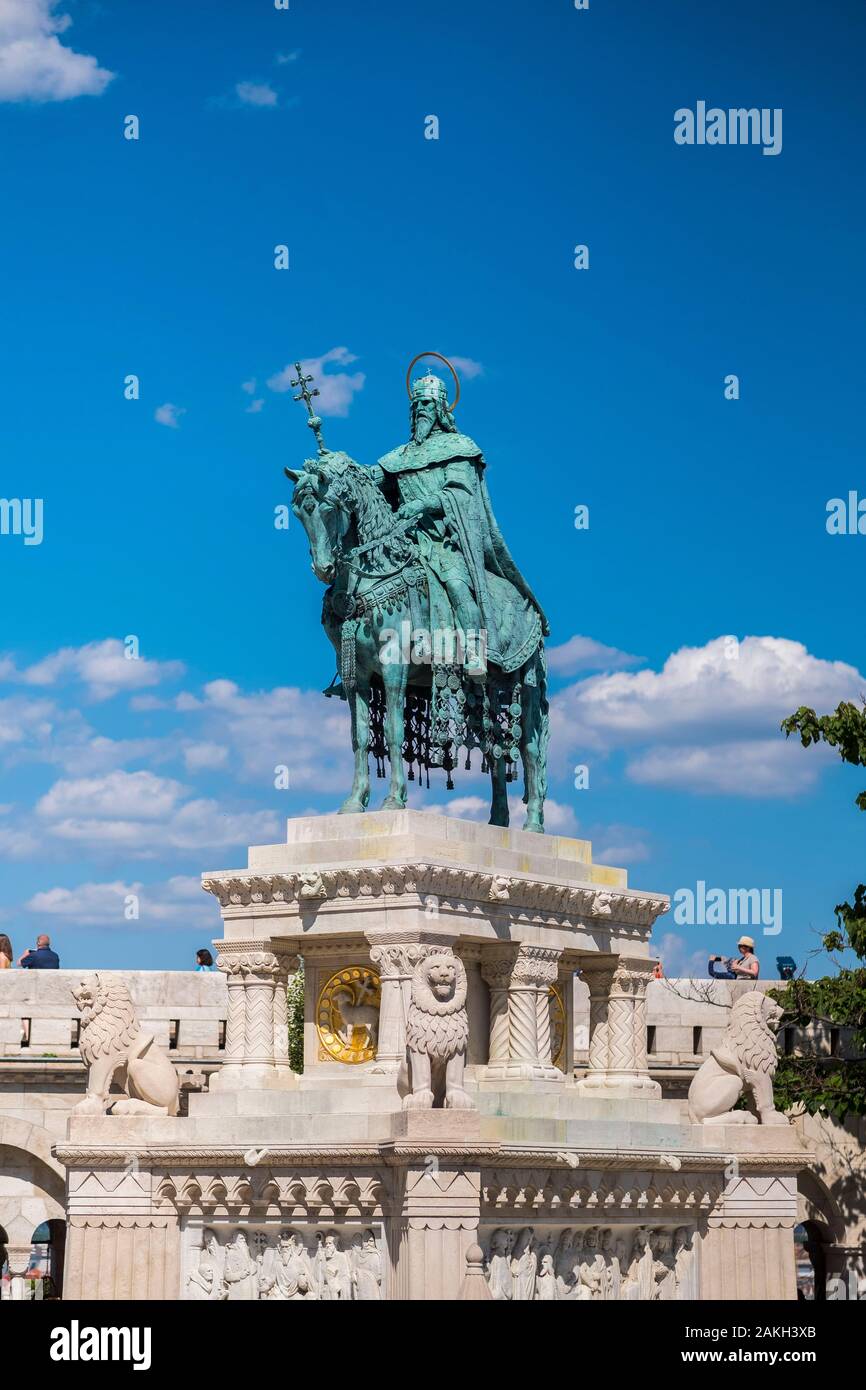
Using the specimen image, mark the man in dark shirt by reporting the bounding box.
[19,934,60,969]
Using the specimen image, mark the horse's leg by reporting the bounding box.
[521,651,549,833]
[489,753,509,827]
[379,654,409,810]
[339,679,371,814]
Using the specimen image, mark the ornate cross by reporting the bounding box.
[290,361,328,455]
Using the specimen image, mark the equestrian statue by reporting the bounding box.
[285,352,550,832]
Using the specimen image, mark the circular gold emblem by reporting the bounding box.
[316,966,382,1065]
[549,985,566,1070]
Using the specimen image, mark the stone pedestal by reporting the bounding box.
[52,812,809,1302]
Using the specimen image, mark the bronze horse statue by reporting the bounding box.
[286,451,549,831]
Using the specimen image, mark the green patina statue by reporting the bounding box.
[285,353,550,831]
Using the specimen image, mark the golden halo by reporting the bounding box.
[405,351,460,412]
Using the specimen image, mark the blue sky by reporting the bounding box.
[1,0,864,974]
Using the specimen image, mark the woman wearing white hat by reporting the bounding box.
[708,935,760,980]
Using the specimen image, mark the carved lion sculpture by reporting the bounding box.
[688,991,788,1126]
[400,953,475,1111]
[72,975,180,1117]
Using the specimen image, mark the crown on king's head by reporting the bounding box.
[411,371,448,404]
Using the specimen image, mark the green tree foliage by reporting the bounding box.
[287,965,305,1073]
[768,702,866,1114]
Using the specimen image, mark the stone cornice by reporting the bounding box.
[201,864,669,931]
[53,1142,808,1174]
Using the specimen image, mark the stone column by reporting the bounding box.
[367,941,434,1074]
[702,1171,799,1300]
[5,1245,32,1301]
[481,944,563,1081]
[557,956,578,1075]
[576,956,661,1098]
[481,952,513,1066]
[390,1162,481,1300]
[213,942,299,1090]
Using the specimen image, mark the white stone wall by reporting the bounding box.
[0,969,227,1059]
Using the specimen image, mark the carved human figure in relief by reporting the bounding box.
[351,1230,383,1301]
[260,1231,316,1301]
[536,1245,556,1301]
[187,1229,221,1301]
[222,1232,258,1300]
[554,1229,576,1300]
[316,1232,353,1300]
[688,991,789,1126]
[600,1229,622,1302]
[510,1227,538,1302]
[673,1227,694,1299]
[401,953,474,1110]
[487,1228,514,1300]
[650,1229,676,1300]
[71,974,180,1117]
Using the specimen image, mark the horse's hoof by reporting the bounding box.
[338,798,367,815]
[380,796,407,811]
[522,817,544,834]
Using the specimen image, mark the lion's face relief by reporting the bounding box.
[71,976,99,1019]
[428,959,457,1001]
[763,996,784,1031]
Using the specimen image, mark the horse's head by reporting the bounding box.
[286,452,356,584]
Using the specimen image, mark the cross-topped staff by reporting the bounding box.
[290,361,328,456]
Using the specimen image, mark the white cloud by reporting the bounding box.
[267,347,365,418]
[236,81,277,108]
[245,398,264,414]
[0,0,114,103]
[547,634,641,677]
[552,635,865,797]
[186,678,351,791]
[0,822,42,859]
[241,379,256,394]
[446,355,483,381]
[184,742,229,773]
[37,769,186,821]
[26,874,212,928]
[276,50,300,65]
[154,402,185,429]
[12,638,184,701]
[627,738,825,798]
[592,824,651,865]
[654,931,710,979]
[423,794,578,834]
[33,769,279,857]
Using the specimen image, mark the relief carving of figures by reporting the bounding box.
[600,1229,622,1302]
[482,1225,696,1301]
[652,1229,677,1301]
[260,1231,317,1301]
[554,1229,576,1300]
[222,1232,258,1301]
[574,1229,599,1300]
[187,1228,222,1301]
[316,1231,354,1301]
[351,1230,383,1301]
[487,1228,514,1300]
[510,1227,538,1302]
[185,1226,383,1301]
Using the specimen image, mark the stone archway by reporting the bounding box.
[0,1119,66,1301]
